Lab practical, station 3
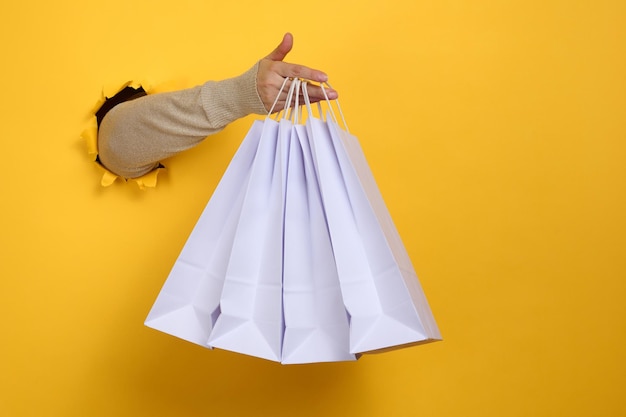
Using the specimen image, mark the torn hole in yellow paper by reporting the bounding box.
[81,79,185,189]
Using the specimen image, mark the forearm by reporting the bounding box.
[97,62,266,179]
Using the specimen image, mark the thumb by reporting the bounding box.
[265,32,293,62]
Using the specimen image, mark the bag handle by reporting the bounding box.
[280,77,297,121]
[322,82,349,133]
[301,81,313,118]
[284,78,298,121]
[301,81,350,133]
[293,79,301,124]
[268,77,349,133]
[270,77,301,122]
[267,77,289,116]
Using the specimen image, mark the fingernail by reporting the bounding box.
[319,73,328,82]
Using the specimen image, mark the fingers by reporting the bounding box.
[265,33,293,62]
[258,74,338,111]
[305,84,338,101]
[263,33,328,83]
[257,33,337,112]
[273,61,328,83]
[269,82,339,113]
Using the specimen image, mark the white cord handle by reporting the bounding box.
[323,82,349,133]
[302,81,313,115]
[293,79,301,124]
[267,77,289,116]
[267,77,349,133]
[283,78,298,121]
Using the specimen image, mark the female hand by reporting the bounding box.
[256,33,338,112]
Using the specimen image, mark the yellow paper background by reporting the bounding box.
[1,1,624,416]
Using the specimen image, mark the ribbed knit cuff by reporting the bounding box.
[199,61,267,129]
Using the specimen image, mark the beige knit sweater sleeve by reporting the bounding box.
[98,62,267,178]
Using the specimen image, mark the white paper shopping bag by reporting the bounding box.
[206,118,285,361]
[144,120,270,347]
[328,118,442,347]
[146,79,440,363]
[281,121,355,364]
[305,87,441,354]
